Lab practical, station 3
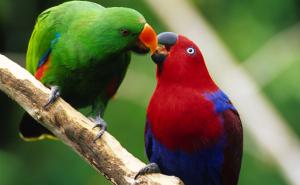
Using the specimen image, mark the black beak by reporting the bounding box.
[151,32,178,64]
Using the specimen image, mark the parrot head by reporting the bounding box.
[101,7,157,55]
[151,32,213,87]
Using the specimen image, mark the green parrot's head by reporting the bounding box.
[99,7,158,55]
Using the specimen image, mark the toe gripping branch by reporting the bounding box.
[135,163,161,180]
[43,86,60,109]
[43,85,107,142]
[91,115,107,142]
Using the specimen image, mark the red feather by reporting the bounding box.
[147,85,224,152]
[35,57,51,80]
[145,34,243,185]
[147,35,226,152]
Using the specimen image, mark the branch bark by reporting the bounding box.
[0,54,183,185]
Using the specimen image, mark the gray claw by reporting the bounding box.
[43,86,60,109]
[90,116,107,142]
[135,163,160,180]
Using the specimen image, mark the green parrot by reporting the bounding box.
[19,1,158,141]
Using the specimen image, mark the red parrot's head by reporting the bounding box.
[151,32,214,88]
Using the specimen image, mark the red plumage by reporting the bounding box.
[35,57,51,80]
[147,84,224,152]
[148,36,223,152]
[144,34,243,185]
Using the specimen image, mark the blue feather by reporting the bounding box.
[145,122,226,185]
[204,90,236,113]
[37,33,61,69]
[37,48,51,68]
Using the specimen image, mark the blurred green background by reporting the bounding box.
[0,0,299,185]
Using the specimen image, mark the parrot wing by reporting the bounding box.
[20,8,61,141]
[26,8,58,75]
[145,119,154,161]
[221,108,243,185]
[26,1,105,75]
[206,90,243,184]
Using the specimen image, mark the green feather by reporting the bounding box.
[21,1,149,140]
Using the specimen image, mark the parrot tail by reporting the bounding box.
[19,113,56,141]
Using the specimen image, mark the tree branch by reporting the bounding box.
[0,54,183,185]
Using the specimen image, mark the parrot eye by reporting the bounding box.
[186,47,195,55]
[120,29,130,36]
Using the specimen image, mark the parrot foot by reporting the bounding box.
[43,86,60,109]
[134,163,161,180]
[90,115,107,142]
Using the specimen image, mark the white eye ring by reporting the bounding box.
[186,47,195,55]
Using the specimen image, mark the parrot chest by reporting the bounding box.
[146,86,241,185]
[42,54,130,108]
[147,86,224,152]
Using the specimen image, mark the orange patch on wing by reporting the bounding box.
[35,57,51,80]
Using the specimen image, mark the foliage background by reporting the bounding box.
[0,0,299,185]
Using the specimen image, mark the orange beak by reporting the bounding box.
[139,23,158,54]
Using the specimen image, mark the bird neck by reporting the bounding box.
[156,71,218,93]
[156,58,218,91]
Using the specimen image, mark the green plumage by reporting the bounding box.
[20,1,150,140]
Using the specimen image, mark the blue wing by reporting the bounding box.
[205,90,243,184]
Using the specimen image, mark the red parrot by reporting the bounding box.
[135,32,243,185]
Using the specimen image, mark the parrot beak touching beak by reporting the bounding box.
[151,32,178,64]
[136,23,158,54]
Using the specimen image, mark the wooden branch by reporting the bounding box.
[0,54,183,185]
